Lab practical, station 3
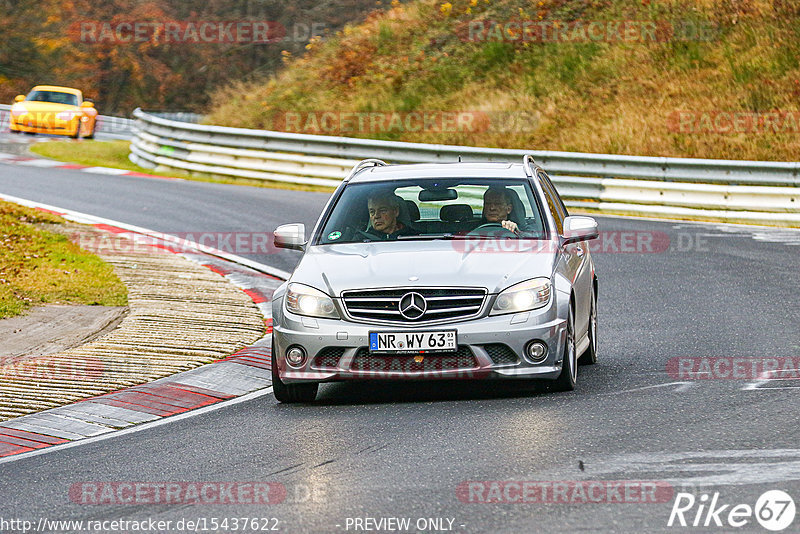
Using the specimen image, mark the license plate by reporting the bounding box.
[369,330,457,353]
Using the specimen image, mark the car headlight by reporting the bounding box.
[11,106,26,117]
[490,278,551,315]
[285,283,339,319]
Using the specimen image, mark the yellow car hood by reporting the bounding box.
[15,101,81,114]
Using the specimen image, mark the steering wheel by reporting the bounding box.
[354,228,380,240]
[467,223,517,237]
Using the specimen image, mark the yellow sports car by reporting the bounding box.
[9,85,97,138]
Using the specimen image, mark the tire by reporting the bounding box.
[271,335,318,403]
[84,127,95,139]
[552,304,577,392]
[9,128,20,134]
[578,287,597,366]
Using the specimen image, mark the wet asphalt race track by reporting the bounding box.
[0,133,798,533]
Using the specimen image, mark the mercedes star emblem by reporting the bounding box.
[398,292,427,320]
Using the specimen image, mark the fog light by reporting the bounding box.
[285,346,307,368]
[525,341,548,363]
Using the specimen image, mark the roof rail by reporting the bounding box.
[523,154,537,177]
[344,159,388,182]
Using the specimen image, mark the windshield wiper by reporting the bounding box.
[397,234,460,240]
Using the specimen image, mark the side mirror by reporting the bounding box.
[80,101,94,108]
[14,95,25,103]
[274,223,306,251]
[560,216,599,245]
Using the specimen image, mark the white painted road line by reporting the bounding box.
[603,381,695,395]
[15,159,64,167]
[0,387,274,465]
[81,166,131,175]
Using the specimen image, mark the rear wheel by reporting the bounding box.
[271,336,318,403]
[552,304,577,392]
[578,288,598,365]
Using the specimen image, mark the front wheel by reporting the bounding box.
[271,336,318,403]
[552,305,577,392]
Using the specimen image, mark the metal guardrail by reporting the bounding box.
[0,103,135,140]
[128,108,800,225]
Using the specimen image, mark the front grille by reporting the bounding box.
[351,346,477,372]
[311,347,345,369]
[342,287,486,324]
[483,344,519,365]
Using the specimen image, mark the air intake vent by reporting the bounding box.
[483,344,519,365]
[311,347,345,369]
[351,346,477,372]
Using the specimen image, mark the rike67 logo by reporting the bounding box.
[668,490,796,531]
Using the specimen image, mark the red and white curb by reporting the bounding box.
[0,193,288,461]
[0,151,176,180]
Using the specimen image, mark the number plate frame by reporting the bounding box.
[369,330,457,354]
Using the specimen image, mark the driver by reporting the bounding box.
[480,186,521,234]
[366,191,417,239]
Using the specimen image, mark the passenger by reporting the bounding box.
[366,191,417,239]
[480,186,521,234]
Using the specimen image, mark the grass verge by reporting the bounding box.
[29,140,336,193]
[204,0,800,162]
[0,201,128,319]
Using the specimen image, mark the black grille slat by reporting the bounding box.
[351,346,477,372]
[342,287,486,324]
[312,347,345,369]
[484,344,519,365]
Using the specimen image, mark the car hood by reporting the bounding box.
[291,240,556,296]
[15,102,80,114]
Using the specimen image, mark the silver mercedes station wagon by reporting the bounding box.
[271,156,599,402]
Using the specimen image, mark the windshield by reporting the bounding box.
[316,177,547,244]
[25,90,80,106]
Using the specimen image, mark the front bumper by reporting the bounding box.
[10,115,79,136]
[273,300,567,384]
